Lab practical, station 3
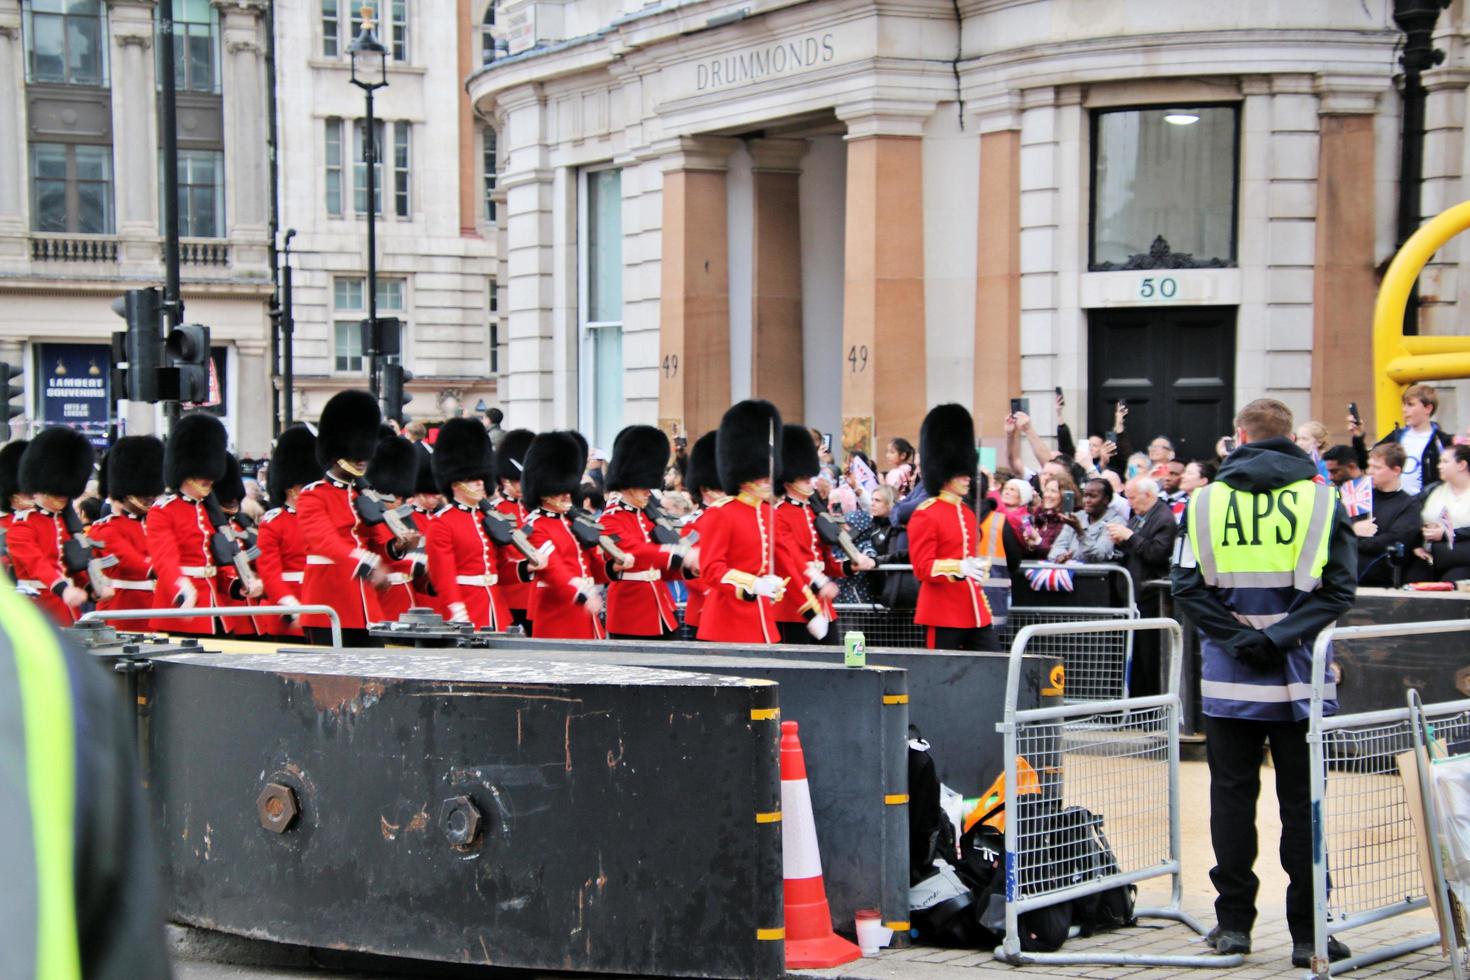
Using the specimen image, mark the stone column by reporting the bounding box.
[748,138,806,423]
[656,136,734,441]
[108,0,160,269]
[217,0,269,274]
[1312,77,1380,433]
[234,339,270,453]
[837,108,928,457]
[0,0,25,264]
[974,106,1021,441]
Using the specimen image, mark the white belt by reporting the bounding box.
[179,565,216,578]
[306,555,334,565]
[456,574,497,587]
[110,580,156,591]
[281,571,304,583]
[620,569,662,582]
[387,572,411,586]
[17,579,44,591]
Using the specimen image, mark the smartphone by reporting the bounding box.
[674,436,688,452]
[1055,385,1065,406]
[1009,397,1030,416]
[1062,490,1076,512]
[1117,398,1127,410]
[819,432,832,455]
[1223,437,1237,454]
[1103,430,1117,445]
[1348,402,1361,427]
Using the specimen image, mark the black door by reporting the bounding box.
[1088,307,1235,462]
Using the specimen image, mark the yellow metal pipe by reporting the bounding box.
[1373,199,1470,436]
[1401,336,1470,355]
[1385,351,1470,384]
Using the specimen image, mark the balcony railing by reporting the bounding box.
[172,240,231,266]
[30,235,119,262]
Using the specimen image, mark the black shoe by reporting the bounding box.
[1291,936,1350,968]
[1205,926,1251,955]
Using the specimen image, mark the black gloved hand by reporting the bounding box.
[1230,630,1283,673]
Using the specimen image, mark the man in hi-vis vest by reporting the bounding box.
[1171,398,1356,969]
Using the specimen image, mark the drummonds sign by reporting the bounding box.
[692,33,836,93]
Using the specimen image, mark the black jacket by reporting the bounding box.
[1171,437,1357,652]
[1353,487,1422,586]
[1116,497,1177,586]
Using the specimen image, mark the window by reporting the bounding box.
[158,0,219,94]
[332,276,405,373]
[1091,105,1238,270]
[338,1,408,62]
[482,126,497,222]
[30,142,113,234]
[393,124,410,218]
[352,120,383,216]
[325,119,410,218]
[579,168,622,450]
[164,149,223,237]
[325,118,343,216]
[479,2,496,66]
[321,0,339,57]
[488,278,502,374]
[23,0,107,86]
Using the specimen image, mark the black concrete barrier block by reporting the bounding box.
[147,651,784,979]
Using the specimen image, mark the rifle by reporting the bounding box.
[355,486,420,543]
[814,510,867,566]
[60,506,118,596]
[203,495,262,596]
[477,500,541,564]
[568,506,631,565]
[643,501,698,557]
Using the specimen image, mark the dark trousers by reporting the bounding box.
[776,621,840,645]
[925,625,1000,652]
[303,626,382,648]
[608,630,674,641]
[1203,713,1313,942]
[510,608,532,635]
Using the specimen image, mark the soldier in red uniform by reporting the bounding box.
[491,428,535,633]
[365,433,425,623]
[425,418,522,630]
[696,400,786,645]
[0,439,31,580]
[255,424,320,639]
[679,431,724,635]
[522,430,614,639]
[10,427,102,626]
[148,413,229,635]
[408,442,444,615]
[907,403,997,651]
[210,454,266,636]
[297,390,389,646]
[602,425,692,639]
[90,435,164,629]
[773,425,876,644]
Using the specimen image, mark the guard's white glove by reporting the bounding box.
[806,613,830,640]
[448,601,471,624]
[174,576,198,609]
[279,593,301,626]
[960,556,990,583]
[752,575,785,600]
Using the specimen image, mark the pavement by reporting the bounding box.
[169,760,1463,980]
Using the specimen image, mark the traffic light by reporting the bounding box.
[161,324,211,403]
[360,316,402,358]
[381,362,413,424]
[0,362,23,442]
[110,287,164,402]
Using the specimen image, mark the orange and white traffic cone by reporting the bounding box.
[780,720,862,969]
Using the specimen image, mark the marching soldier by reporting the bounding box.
[212,453,265,635]
[680,431,723,635]
[426,418,512,630]
[366,433,425,623]
[148,412,229,635]
[408,442,443,615]
[0,439,30,579]
[601,425,690,639]
[90,435,165,629]
[256,424,320,640]
[696,400,786,645]
[10,428,103,626]
[907,403,997,651]
[492,428,535,633]
[522,430,613,639]
[297,390,389,646]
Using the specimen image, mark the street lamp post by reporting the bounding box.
[349,9,388,398]
[282,228,297,427]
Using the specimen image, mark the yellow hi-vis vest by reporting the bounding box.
[1187,478,1335,595]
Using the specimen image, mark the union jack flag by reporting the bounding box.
[1339,476,1373,519]
[1025,567,1075,592]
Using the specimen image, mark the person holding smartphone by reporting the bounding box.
[1348,384,1452,496]
[1024,474,1077,559]
[1049,478,1123,564]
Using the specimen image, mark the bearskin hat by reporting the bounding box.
[522,431,585,504]
[716,399,782,495]
[105,435,165,500]
[683,431,719,498]
[494,428,535,486]
[165,412,228,488]
[20,427,95,499]
[414,442,437,496]
[367,435,420,499]
[213,453,246,506]
[315,389,382,469]
[268,424,322,503]
[606,425,670,492]
[0,440,29,507]
[431,417,492,496]
[778,424,820,485]
[919,403,978,496]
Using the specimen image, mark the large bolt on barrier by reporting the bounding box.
[440,795,482,846]
[256,782,299,834]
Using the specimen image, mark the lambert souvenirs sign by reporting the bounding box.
[38,342,111,448]
[694,33,836,93]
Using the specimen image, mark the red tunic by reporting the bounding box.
[296,475,383,631]
[89,511,156,629]
[213,515,260,636]
[255,506,305,637]
[523,508,606,640]
[601,501,680,636]
[425,503,511,630]
[493,495,533,615]
[409,504,443,615]
[371,521,419,624]
[681,506,714,630]
[695,493,779,645]
[773,497,845,625]
[0,511,15,578]
[8,508,75,626]
[146,494,222,635]
[908,492,992,630]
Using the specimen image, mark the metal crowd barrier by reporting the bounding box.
[1308,621,1470,978]
[78,605,344,648]
[994,618,1236,967]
